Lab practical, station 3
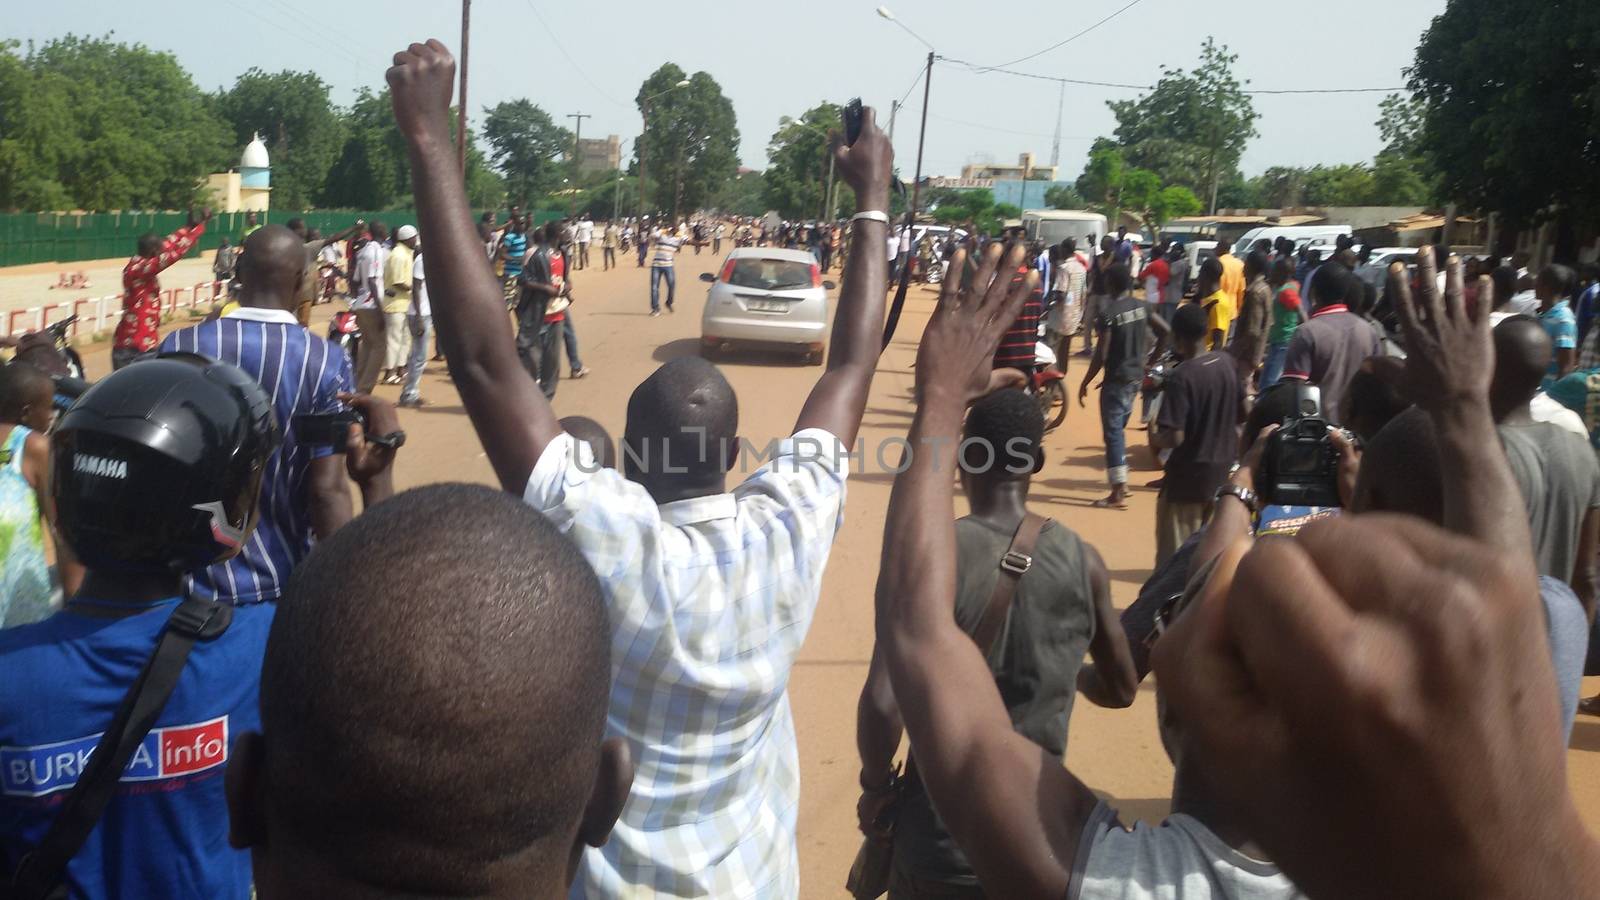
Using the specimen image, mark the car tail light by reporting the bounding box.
[719,259,736,282]
[810,264,822,288]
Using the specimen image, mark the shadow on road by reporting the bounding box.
[652,338,704,363]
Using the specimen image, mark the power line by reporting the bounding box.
[938,57,1403,95]
[521,0,629,109]
[976,0,1147,70]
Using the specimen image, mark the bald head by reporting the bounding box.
[1491,315,1552,420]
[623,357,738,499]
[234,484,628,898]
[237,225,308,312]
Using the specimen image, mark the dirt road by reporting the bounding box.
[48,241,1600,897]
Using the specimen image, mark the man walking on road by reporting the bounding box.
[602,220,620,270]
[1151,304,1244,564]
[855,388,1138,897]
[160,224,395,604]
[576,215,595,270]
[649,225,685,317]
[114,208,210,370]
[388,40,894,896]
[350,223,389,393]
[1078,264,1146,510]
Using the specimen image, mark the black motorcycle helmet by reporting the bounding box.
[52,354,280,574]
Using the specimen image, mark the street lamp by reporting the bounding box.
[877,4,936,347]
[637,78,692,225]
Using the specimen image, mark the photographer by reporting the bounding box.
[1154,251,1600,900]
[0,356,279,899]
[161,225,399,606]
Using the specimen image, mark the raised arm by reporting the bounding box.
[791,107,892,447]
[1389,248,1533,571]
[127,210,209,279]
[386,40,559,493]
[879,242,1097,899]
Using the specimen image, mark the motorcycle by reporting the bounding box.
[5,315,90,412]
[1141,349,1177,463]
[1031,336,1068,432]
[328,308,362,370]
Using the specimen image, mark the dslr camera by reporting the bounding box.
[1260,384,1344,508]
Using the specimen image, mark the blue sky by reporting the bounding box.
[11,0,1447,182]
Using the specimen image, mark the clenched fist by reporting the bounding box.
[387,39,456,142]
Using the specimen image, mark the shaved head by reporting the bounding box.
[0,360,53,430]
[237,225,308,312]
[1491,315,1552,420]
[623,356,738,499]
[236,484,627,898]
[1352,407,1444,524]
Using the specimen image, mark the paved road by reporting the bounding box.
[55,242,1600,897]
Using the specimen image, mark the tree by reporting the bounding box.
[1103,38,1258,212]
[322,88,408,209]
[636,64,739,220]
[1074,144,1199,235]
[763,103,840,219]
[1368,92,1435,206]
[713,170,768,217]
[217,69,343,211]
[1043,183,1084,210]
[481,99,570,207]
[0,36,229,210]
[1410,0,1600,236]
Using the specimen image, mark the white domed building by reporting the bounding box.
[202,133,273,212]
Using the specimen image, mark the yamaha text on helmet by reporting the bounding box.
[51,354,281,574]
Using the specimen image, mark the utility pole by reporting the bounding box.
[638,103,650,221]
[888,99,900,147]
[567,112,591,177]
[820,150,836,222]
[1050,79,1064,170]
[457,0,471,176]
[906,51,934,237]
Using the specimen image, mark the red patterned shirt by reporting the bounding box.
[115,223,205,352]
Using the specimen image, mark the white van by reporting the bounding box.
[1022,210,1109,249]
[1231,224,1352,255]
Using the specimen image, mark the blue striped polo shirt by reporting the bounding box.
[159,306,353,604]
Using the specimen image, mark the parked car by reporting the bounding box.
[700,248,835,364]
[1357,247,1420,291]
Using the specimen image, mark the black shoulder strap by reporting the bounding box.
[902,514,1051,790]
[7,597,232,900]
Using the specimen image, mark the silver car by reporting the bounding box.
[699,248,835,364]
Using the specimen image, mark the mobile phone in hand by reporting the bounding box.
[843,98,864,146]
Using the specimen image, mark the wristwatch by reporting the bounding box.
[1215,480,1259,514]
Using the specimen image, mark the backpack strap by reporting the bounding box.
[971,513,1048,655]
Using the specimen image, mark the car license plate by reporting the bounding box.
[749,299,788,312]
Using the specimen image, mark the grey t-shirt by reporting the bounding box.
[1281,308,1382,425]
[1499,421,1600,583]
[895,516,1095,884]
[1069,803,1306,900]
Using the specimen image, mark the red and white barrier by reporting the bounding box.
[3,281,226,340]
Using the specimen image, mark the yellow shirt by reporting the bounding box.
[1219,253,1246,311]
[383,243,414,314]
[1202,290,1235,350]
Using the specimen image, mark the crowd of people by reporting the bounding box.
[1,34,1599,900]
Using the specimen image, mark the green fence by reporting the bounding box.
[0,208,565,267]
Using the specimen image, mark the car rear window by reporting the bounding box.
[726,258,814,290]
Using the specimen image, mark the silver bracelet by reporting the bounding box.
[851,210,890,226]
